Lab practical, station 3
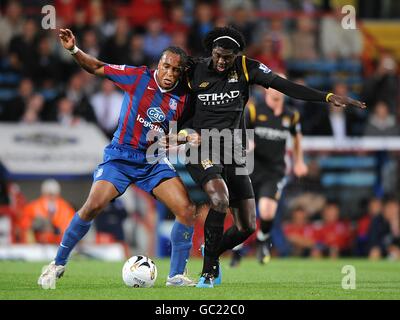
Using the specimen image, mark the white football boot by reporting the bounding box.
[166,268,196,287]
[37,261,65,289]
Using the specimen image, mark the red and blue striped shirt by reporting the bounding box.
[104,64,189,152]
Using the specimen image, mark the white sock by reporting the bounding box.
[257,230,270,242]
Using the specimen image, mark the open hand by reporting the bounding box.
[59,29,76,50]
[328,94,366,109]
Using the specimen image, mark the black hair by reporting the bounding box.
[203,26,246,54]
[161,46,188,68]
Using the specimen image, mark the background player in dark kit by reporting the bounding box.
[231,76,308,267]
[180,27,365,288]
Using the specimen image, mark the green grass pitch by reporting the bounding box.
[1,258,400,300]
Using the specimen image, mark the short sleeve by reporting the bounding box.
[290,110,302,136]
[104,64,145,92]
[245,57,277,88]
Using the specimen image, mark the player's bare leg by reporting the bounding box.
[218,199,256,268]
[197,178,230,287]
[153,177,197,286]
[38,181,119,289]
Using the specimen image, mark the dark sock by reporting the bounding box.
[202,208,225,275]
[216,225,253,257]
[260,219,274,235]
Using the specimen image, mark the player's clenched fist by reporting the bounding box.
[59,29,75,50]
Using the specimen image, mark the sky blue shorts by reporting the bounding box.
[93,143,178,195]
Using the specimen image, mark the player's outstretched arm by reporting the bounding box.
[59,28,105,76]
[270,75,366,109]
[293,133,308,177]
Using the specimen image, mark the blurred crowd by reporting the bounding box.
[1,170,399,260]
[0,0,399,138]
[282,197,400,260]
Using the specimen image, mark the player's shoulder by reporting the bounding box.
[106,64,148,74]
[283,105,301,123]
[240,55,274,78]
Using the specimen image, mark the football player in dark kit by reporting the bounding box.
[179,27,365,288]
[230,78,308,267]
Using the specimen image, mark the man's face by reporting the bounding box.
[265,87,284,108]
[211,47,236,73]
[156,52,183,90]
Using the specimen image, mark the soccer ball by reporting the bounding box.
[122,255,157,288]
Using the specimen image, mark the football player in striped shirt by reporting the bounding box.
[38,29,199,289]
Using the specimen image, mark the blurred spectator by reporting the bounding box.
[268,18,291,61]
[309,82,355,137]
[0,0,24,53]
[81,29,100,58]
[368,197,400,260]
[364,101,399,136]
[94,198,129,257]
[187,2,215,56]
[290,0,316,13]
[0,163,27,243]
[228,5,258,51]
[254,32,286,73]
[143,18,171,63]
[290,15,318,61]
[54,96,83,126]
[164,4,189,35]
[361,53,399,113]
[320,5,363,60]
[214,14,229,28]
[20,93,45,124]
[65,71,96,122]
[3,78,34,121]
[55,0,89,27]
[99,17,131,65]
[87,0,105,30]
[19,179,75,244]
[125,33,150,67]
[33,36,61,86]
[286,158,327,216]
[8,19,39,78]
[128,0,164,28]
[69,7,89,45]
[258,0,291,12]
[287,78,326,134]
[220,0,254,12]
[313,202,353,258]
[90,79,123,139]
[0,167,9,206]
[170,31,189,55]
[283,207,317,256]
[355,197,382,256]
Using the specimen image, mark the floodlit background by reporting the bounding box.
[0,0,399,263]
